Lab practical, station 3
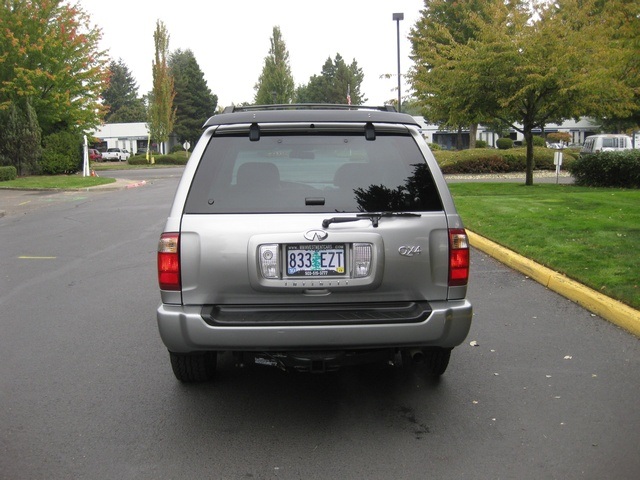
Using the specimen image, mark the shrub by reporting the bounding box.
[475,140,487,148]
[569,151,640,188]
[428,142,441,151]
[155,154,188,165]
[0,165,17,181]
[501,152,527,171]
[440,155,511,174]
[434,147,578,174]
[128,156,151,165]
[524,135,546,147]
[39,132,82,174]
[547,132,571,144]
[127,153,188,166]
[496,138,513,150]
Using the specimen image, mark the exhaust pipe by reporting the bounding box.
[409,349,425,364]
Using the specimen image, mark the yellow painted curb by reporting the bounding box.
[467,230,640,338]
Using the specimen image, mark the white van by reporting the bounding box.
[581,134,634,154]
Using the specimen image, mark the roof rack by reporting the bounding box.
[222,104,397,114]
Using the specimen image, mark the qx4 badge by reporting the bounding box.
[398,245,422,257]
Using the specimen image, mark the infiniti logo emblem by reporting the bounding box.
[304,230,329,242]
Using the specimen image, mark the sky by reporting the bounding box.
[78,0,425,108]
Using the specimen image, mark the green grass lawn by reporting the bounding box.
[0,175,115,189]
[448,183,640,309]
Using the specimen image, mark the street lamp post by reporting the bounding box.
[392,12,404,112]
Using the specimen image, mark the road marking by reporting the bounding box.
[18,201,31,206]
[19,256,57,259]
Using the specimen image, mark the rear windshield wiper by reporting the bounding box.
[322,212,421,228]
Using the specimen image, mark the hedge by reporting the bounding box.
[569,150,640,188]
[435,147,578,174]
[0,165,17,181]
[154,155,189,165]
[128,153,188,166]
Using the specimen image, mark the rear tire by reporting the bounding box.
[421,347,452,376]
[169,351,217,382]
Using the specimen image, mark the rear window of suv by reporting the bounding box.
[184,131,443,214]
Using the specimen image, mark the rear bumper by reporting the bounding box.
[157,300,472,353]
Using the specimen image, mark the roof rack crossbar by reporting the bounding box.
[222,104,397,114]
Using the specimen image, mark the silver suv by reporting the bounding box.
[156,105,472,382]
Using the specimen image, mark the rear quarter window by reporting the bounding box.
[184,132,443,214]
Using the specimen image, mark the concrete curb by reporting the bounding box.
[468,230,640,338]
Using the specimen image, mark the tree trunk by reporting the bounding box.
[524,130,535,186]
[469,123,478,149]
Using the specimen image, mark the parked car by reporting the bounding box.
[101,147,131,161]
[88,149,102,161]
[581,134,634,154]
[156,104,472,382]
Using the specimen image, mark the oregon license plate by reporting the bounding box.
[286,244,346,276]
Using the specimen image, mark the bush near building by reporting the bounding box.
[569,151,640,188]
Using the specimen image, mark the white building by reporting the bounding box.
[414,117,604,149]
[90,123,176,154]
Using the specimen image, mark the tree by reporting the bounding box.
[169,49,218,145]
[0,0,108,136]
[409,0,503,148]
[149,20,176,154]
[0,99,41,175]
[296,54,366,105]
[409,0,637,185]
[254,26,295,104]
[585,0,640,133]
[102,59,146,123]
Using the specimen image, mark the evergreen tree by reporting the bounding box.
[102,59,146,123]
[254,27,295,104]
[0,99,41,175]
[296,54,366,105]
[169,49,218,145]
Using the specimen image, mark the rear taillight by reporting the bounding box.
[158,233,180,291]
[448,228,470,287]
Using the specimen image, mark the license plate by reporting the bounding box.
[286,244,346,276]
